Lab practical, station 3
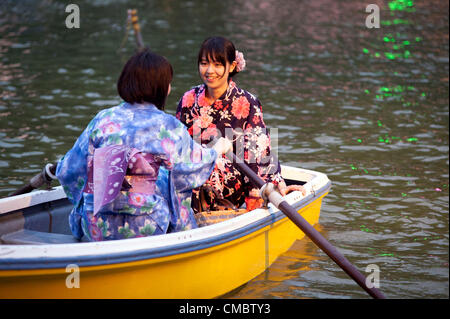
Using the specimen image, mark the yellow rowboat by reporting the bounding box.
[0,165,331,299]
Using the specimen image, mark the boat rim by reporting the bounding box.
[0,166,331,270]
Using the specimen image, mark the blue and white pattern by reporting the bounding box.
[56,102,217,241]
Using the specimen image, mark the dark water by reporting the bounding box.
[0,0,448,299]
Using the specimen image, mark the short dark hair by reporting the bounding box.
[117,48,173,110]
[197,37,238,78]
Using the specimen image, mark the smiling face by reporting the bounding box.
[198,54,236,95]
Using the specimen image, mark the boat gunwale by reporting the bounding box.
[0,186,66,215]
[0,168,331,270]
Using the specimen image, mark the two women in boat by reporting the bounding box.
[57,36,305,241]
[56,49,232,241]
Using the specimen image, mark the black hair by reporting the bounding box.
[197,36,238,78]
[117,48,173,110]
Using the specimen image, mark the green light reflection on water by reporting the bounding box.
[388,0,415,11]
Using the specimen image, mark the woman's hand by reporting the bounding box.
[250,181,307,198]
[249,188,260,197]
[246,188,264,211]
[246,181,306,211]
[276,180,307,197]
[211,137,233,155]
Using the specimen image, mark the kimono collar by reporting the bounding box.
[200,79,237,102]
[123,101,159,110]
[227,79,237,93]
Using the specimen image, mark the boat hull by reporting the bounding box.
[0,166,330,298]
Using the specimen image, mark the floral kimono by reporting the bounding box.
[176,80,282,212]
[56,102,217,241]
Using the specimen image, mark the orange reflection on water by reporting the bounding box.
[225,223,327,299]
[0,23,29,99]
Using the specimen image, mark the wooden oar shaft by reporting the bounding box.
[128,9,144,49]
[227,151,386,299]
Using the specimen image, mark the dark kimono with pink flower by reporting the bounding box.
[176,80,282,212]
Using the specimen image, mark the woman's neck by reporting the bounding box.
[205,82,229,104]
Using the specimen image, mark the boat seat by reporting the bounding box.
[1,229,80,245]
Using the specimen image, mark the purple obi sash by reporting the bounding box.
[83,145,161,215]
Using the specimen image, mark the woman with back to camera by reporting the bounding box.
[176,36,305,214]
[56,48,232,241]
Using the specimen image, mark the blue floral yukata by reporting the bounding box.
[56,102,217,241]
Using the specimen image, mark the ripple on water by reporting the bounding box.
[314,134,343,145]
[9,151,44,158]
[0,140,24,148]
[40,113,70,119]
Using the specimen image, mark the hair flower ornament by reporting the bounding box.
[235,50,246,72]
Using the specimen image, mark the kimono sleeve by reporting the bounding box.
[175,97,183,121]
[175,88,196,126]
[169,122,217,193]
[56,115,98,205]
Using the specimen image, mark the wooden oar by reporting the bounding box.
[9,163,57,197]
[226,151,386,299]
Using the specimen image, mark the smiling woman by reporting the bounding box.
[197,43,237,102]
[176,36,305,215]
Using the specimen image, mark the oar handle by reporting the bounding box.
[226,151,386,299]
[8,163,57,197]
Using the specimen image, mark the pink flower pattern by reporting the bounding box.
[100,121,121,135]
[128,193,146,207]
[182,89,195,108]
[231,96,250,120]
[197,90,210,107]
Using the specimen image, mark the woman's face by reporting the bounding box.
[199,55,236,93]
